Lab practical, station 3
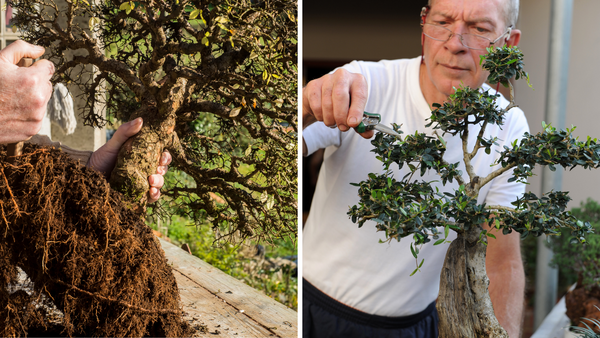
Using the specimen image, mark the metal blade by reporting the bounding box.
[374,124,402,138]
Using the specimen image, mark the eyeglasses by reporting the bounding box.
[422,23,513,51]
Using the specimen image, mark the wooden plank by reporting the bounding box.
[176,270,276,337]
[160,238,297,338]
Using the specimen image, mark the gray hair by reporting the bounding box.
[427,0,519,28]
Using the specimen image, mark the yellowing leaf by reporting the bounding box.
[260,191,268,204]
[262,70,268,81]
[252,98,257,108]
[241,97,246,107]
[119,2,131,11]
[89,17,100,31]
[266,196,275,211]
[11,25,17,33]
[229,107,241,117]
[215,16,229,24]
[189,8,201,20]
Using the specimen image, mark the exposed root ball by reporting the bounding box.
[0,143,190,337]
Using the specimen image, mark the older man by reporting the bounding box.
[0,40,169,201]
[302,0,526,337]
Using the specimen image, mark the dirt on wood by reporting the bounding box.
[0,143,191,337]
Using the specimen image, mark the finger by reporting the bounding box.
[303,78,323,125]
[107,118,143,151]
[156,165,168,176]
[347,74,368,129]
[331,71,351,131]
[357,130,375,139]
[159,151,172,166]
[148,174,165,189]
[29,59,55,79]
[0,40,45,65]
[320,74,336,127]
[147,187,160,204]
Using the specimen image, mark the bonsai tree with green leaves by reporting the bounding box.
[348,46,597,337]
[10,0,298,241]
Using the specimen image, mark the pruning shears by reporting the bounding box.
[355,112,402,138]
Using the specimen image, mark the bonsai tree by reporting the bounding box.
[348,46,597,337]
[10,0,298,240]
[549,199,600,332]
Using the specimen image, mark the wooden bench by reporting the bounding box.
[159,238,298,337]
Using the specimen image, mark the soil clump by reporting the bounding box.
[0,143,190,337]
[566,282,600,333]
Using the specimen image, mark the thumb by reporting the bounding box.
[0,40,45,65]
[108,117,143,150]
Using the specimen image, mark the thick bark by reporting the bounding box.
[437,229,508,338]
[108,78,186,207]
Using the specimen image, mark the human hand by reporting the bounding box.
[0,40,54,143]
[87,118,172,203]
[302,68,373,138]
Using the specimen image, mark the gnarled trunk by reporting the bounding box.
[437,228,507,338]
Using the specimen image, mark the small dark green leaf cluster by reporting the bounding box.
[427,86,504,136]
[508,191,593,240]
[498,123,600,183]
[347,175,493,246]
[481,46,530,87]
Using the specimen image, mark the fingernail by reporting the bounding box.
[348,117,357,125]
[339,125,348,132]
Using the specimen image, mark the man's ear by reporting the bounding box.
[506,28,521,47]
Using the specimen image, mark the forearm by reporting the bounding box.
[487,249,525,337]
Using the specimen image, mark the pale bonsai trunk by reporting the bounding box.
[437,227,508,338]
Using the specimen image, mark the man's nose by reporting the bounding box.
[445,32,468,53]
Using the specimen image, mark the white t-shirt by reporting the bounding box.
[303,57,530,317]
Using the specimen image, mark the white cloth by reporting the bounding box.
[47,83,77,135]
[303,57,530,317]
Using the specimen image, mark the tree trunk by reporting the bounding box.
[108,78,187,208]
[437,228,508,338]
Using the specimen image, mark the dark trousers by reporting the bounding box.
[303,279,439,338]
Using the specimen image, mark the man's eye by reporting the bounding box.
[436,21,449,25]
[475,27,490,33]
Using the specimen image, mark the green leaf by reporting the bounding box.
[486,233,497,239]
[434,238,445,246]
[410,243,417,259]
[418,259,424,268]
[444,224,449,238]
[410,267,419,276]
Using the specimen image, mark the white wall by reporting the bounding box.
[517,0,600,206]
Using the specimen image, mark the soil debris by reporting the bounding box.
[0,143,191,337]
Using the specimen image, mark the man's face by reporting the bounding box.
[421,0,515,101]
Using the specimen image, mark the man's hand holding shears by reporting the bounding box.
[303,68,401,155]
